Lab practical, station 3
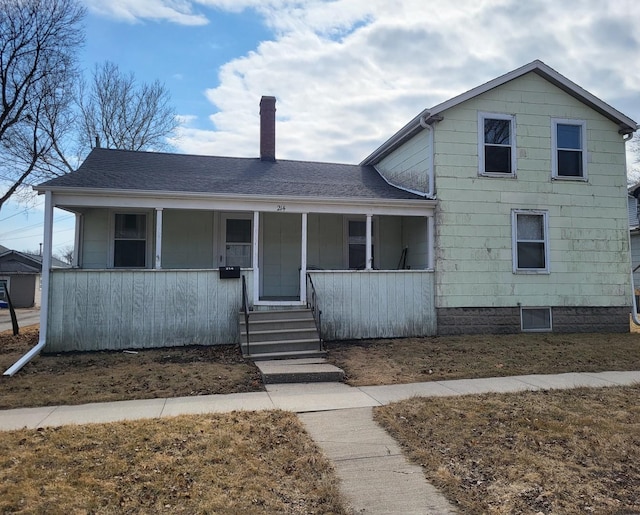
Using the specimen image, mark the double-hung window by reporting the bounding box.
[478,112,516,176]
[552,119,587,179]
[113,213,147,268]
[512,210,549,273]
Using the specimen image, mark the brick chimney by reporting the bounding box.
[260,96,276,162]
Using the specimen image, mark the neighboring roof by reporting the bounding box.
[0,248,69,272]
[362,59,639,166]
[36,148,426,201]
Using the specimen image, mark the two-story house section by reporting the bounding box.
[364,60,637,334]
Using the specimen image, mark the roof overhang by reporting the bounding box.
[361,60,638,166]
[38,186,437,217]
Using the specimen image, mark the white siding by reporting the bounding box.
[308,270,436,340]
[46,269,253,352]
[376,128,431,194]
[433,72,630,309]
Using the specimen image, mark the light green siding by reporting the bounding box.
[162,210,214,269]
[80,208,110,268]
[377,128,430,193]
[307,213,343,269]
[433,72,630,308]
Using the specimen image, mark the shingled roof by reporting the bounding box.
[37,148,425,201]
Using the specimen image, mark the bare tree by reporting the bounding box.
[78,61,178,155]
[0,0,85,212]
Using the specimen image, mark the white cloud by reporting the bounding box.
[87,0,640,166]
[83,0,209,25]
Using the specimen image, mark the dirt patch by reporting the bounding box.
[375,386,640,514]
[0,410,348,514]
[0,327,262,409]
[326,332,640,386]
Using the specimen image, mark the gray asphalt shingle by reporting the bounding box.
[38,148,425,201]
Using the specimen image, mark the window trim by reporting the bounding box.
[551,118,587,181]
[512,209,550,274]
[110,211,152,269]
[478,112,517,177]
[220,212,253,268]
[520,306,553,332]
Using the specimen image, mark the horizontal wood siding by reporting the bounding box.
[377,129,431,194]
[309,270,435,340]
[434,72,631,309]
[46,269,253,352]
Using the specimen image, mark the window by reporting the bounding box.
[552,119,587,179]
[512,210,549,273]
[224,218,252,268]
[521,307,552,332]
[478,113,516,176]
[347,219,374,269]
[114,213,147,268]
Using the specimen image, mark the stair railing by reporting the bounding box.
[241,274,250,356]
[306,273,323,350]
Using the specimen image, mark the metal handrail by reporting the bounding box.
[306,273,322,350]
[241,275,250,356]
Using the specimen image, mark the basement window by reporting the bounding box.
[521,307,552,332]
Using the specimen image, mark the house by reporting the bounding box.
[0,245,68,308]
[628,184,640,292]
[4,60,637,372]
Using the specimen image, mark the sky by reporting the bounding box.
[1,0,640,256]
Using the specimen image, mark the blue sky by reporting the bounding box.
[1,0,640,256]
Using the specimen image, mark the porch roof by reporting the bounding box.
[36,148,426,201]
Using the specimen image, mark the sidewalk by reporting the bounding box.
[2,370,639,514]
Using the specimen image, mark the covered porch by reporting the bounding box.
[39,191,437,352]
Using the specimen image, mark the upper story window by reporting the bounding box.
[512,210,549,274]
[478,112,516,176]
[552,119,587,180]
[113,213,147,268]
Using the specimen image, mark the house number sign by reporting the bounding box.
[277,205,286,212]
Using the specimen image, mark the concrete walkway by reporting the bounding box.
[1,370,639,514]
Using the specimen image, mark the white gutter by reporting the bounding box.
[4,191,53,376]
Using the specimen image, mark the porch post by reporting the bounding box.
[253,211,260,304]
[300,212,307,302]
[72,213,82,267]
[365,214,373,270]
[428,215,435,269]
[155,208,163,269]
[40,191,54,342]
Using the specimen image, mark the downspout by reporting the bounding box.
[419,115,435,198]
[4,191,53,376]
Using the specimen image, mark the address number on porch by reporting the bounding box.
[276,205,286,212]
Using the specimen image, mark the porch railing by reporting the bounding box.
[241,274,250,355]
[306,273,322,349]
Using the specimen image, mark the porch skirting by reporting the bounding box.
[308,270,436,341]
[436,306,631,335]
[45,269,254,352]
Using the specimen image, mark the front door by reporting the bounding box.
[261,212,301,300]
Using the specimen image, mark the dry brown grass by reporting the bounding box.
[375,386,640,514]
[0,410,348,514]
[326,332,640,386]
[0,327,262,410]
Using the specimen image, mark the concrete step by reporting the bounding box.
[241,338,322,356]
[240,318,317,331]
[247,350,327,361]
[240,327,319,342]
[255,358,344,384]
[243,309,314,321]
